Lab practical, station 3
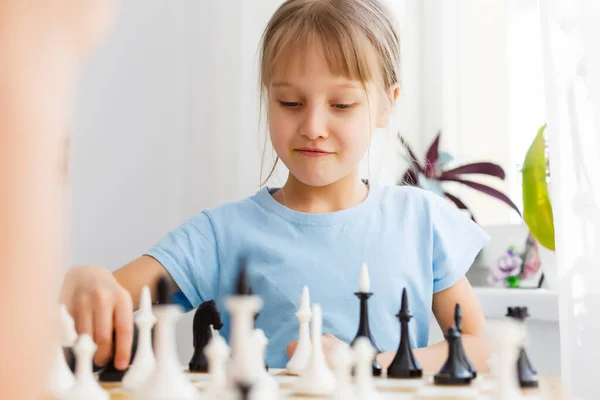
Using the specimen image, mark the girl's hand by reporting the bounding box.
[59,266,134,370]
[287,333,345,367]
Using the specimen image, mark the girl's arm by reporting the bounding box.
[113,255,180,308]
[377,277,489,373]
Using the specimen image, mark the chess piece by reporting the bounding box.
[353,337,381,399]
[47,305,78,398]
[286,286,312,375]
[350,263,382,376]
[387,288,423,378]
[188,300,224,372]
[455,303,477,379]
[226,264,263,389]
[434,326,473,385]
[331,342,356,400]
[486,319,526,400]
[293,304,336,396]
[98,325,139,382]
[248,329,279,400]
[204,333,230,400]
[246,285,269,372]
[506,306,538,388]
[122,285,157,390]
[132,276,199,400]
[64,334,109,400]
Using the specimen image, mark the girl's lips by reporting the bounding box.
[296,148,333,157]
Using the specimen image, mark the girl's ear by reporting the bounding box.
[376,84,400,128]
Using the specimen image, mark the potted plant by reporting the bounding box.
[399,131,521,222]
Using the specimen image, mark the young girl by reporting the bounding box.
[60,0,489,373]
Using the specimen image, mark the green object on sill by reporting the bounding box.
[522,124,555,250]
[506,276,521,288]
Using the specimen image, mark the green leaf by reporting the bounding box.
[522,124,555,250]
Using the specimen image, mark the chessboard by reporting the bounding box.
[50,271,566,400]
[98,368,563,400]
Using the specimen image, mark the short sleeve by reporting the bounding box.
[425,191,490,293]
[144,211,219,310]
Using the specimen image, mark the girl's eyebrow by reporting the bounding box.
[271,81,362,89]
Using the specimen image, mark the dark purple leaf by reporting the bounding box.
[401,168,419,186]
[444,191,477,222]
[425,131,441,174]
[399,136,425,173]
[443,177,522,217]
[439,162,506,180]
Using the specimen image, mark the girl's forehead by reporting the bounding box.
[268,35,381,88]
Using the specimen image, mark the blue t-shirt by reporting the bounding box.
[145,182,489,368]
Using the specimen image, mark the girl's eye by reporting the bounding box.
[279,101,301,108]
[333,103,354,109]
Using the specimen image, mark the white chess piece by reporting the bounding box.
[293,304,335,396]
[486,319,526,400]
[205,333,230,399]
[225,291,263,387]
[47,305,78,398]
[122,285,156,390]
[249,329,279,400]
[64,334,109,400]
[286,286,312,375]
[132,303,199,400]
[353,337,380,400]
[331,341,356,400]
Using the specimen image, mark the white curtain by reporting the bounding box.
[538,0,600,397]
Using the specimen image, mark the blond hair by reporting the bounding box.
[257,0,401,186]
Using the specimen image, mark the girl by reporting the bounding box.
[60,0,489,373]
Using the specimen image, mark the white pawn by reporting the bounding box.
[249,329,279,400]
[331,341,356,400]
[64,334,109,400]
[132,302,199,400]
[205,332,230,399]
[486,319,526,400]
[47,305,78,398]
[122,286,156,390]
[353,337,380,400]
[286,286,312,375]
[293,304,335,396]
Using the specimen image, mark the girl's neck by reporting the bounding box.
[272,172,369,214]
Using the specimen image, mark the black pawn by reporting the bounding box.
[454,304,476,378]
[351,291,382,376]
[506,306,538,388]
[98,325,140,382]
[387,288,422,378]
[189,300,224,372]
[434,326,473,385]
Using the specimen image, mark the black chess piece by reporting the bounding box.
[506,306,538,388]
[98,325,140,382]
[434,326,473,385]
[246,285,268,371]
[454,304,477,379]
[387,288,423,378]
[188,300,224,372]
[351,290,382,376]
[237,382,252,400]
[157,275,173,305]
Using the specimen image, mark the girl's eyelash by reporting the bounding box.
[278,101,355,109]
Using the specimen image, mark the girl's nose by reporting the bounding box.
[299,107,328,140]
